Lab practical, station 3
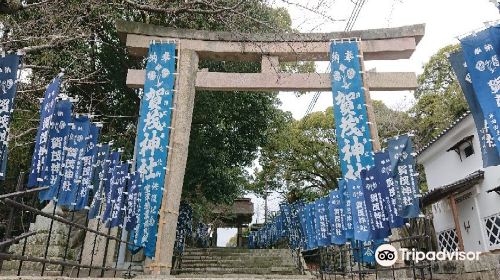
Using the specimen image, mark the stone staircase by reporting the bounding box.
[175,248,309,277]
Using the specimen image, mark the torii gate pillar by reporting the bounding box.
[149,50,199,275]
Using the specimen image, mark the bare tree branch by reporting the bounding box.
[10,127,37,140]
[23,0,52,9]
[0,0,53,14]
[277,0,345,23]
[123,0,245,15]
[19,35,88,54]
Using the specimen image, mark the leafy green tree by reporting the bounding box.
[412,44,469,147]
[252,107,341,202]
[253,100,415,203]
[0,1,294,225]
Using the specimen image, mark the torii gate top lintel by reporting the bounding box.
[116,20,425,62]
[117,20,425,44]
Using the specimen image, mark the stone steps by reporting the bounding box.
[181,255,286,261]
[176,248,302,276]
[181,259,296,265]
[173,275,315,279]
[183,252,291,257]
[176,267,300,275]
[184,248,290,253]
[181,263,297,269]
[0,276,316,280]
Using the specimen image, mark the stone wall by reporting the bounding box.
[1,203,78,276]
[429,253,500,280]
[1,202,119,277]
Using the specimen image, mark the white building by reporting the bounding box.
[417,112,500,253]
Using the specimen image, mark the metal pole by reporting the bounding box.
[116,206,129,269]
[264,191,270,224]
[40,171,66,276]
[0,232,36,248]
[16,235,28,276]
[356,242,362,280]
[100,226,112,277]
[114,186,131,277]
[118,107,140,268]
[88,213,102,277]
[0,186,48,200]
[100,189,118,278]
[76,214,89,277]
[60,183,85,276]
[113,225,123,277]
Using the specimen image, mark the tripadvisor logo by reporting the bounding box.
[375,244,398,266]
[375,244,481,267]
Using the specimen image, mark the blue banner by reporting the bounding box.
[387,135,420,218]
[125,171,141,231]
[460,27,500,155]
[109,163,129,228]
[253,201,306,249]
[0,54,20,179]
[102,151,121,222]
[279,203,292,238]
[88,144,110,219]
[39,99,72,201]
[195,223,210,248]
[376,151,405,229]
[352,240,384,264]
[328,189,347,245]
[58,115,90,206]
[28,77,61,187]
[275,214,285,243]
[347,178,372,241]
[361,158,391,240]
[449,50,500,167]
[301,202,317,250]
[103,165,118,226]
[338,179,354,239]
[248,232,255,249]
[290,201,306,249]
[314,197,331,247]
[330,42,374,180]
[174,203,193,254]
[131,43,176,257]
[74,123,101,210]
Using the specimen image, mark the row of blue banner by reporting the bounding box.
[23,75,142,232]
[249,135,418,252]
[450,25,500,166]
[19,43,177,258]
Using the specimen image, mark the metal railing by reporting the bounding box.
[0,173,143,278]
[302,218,434,280]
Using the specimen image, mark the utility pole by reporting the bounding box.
[263,190,271,224]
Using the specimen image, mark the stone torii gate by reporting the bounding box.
[117,20,425,275]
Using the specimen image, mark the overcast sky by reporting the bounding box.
[217,0,500,246]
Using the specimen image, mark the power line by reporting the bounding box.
[304,0,368,117]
